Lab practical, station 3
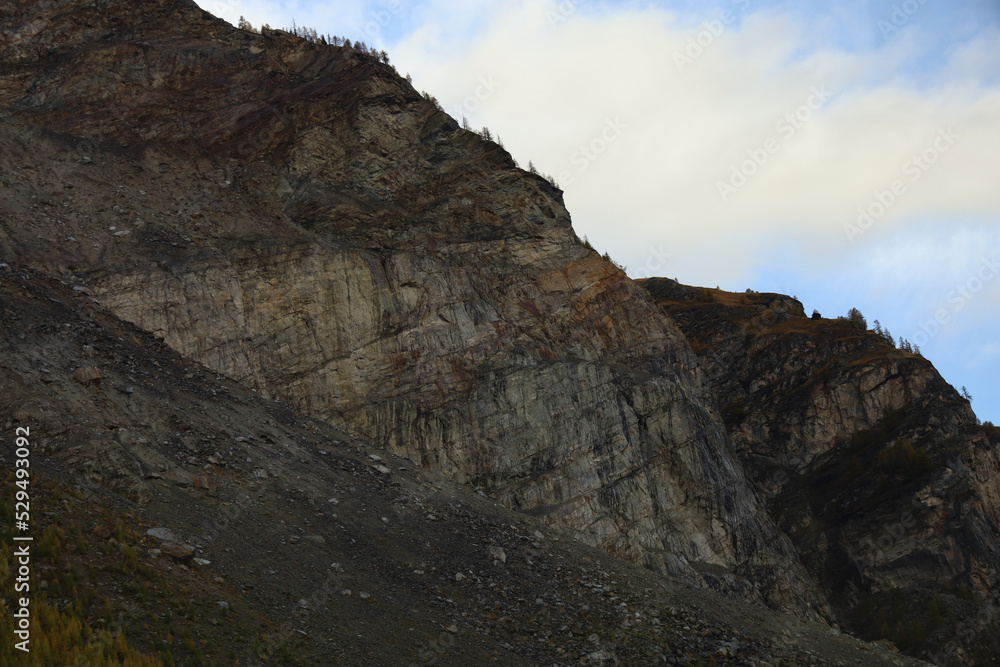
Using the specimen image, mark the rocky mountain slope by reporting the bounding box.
[0,0,997,664]
[0,266,922,665]
[0,0,820,613]
[642,279,1000,665]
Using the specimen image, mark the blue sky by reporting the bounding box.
[196,0,1000,424]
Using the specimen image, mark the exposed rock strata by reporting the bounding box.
[0,0,822,614]
[643,278,1000,663]
[3,2,1000,663]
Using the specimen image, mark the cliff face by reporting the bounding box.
[0,270,930,666]
[0,0,822,614]
[643,278,1000,664]
[3,1,1000,663]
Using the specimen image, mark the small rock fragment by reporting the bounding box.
[146,527,178,542]
[74,366,102,387]
[192,475,218,496]
[160,542,195,563]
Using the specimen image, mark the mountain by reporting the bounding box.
[0,0,995,664]
[641,279,1000,664]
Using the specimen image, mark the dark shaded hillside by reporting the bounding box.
[642,277,1000,665]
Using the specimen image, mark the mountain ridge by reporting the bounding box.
[0,1,997,664]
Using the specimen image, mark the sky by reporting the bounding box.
[196,0,1000,424]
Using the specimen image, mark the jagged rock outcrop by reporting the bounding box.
[0,0,824,614]
[643,278,1000,664]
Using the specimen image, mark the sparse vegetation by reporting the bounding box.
[849,406,907,453]
[422,91,443,110]
[233,18,396,64]
[853,588,936,652]
[723,396,748,424]
[525,160,559,187]
[877,438,934,480]
[872,319,894,347]
[602,251,626,272]
[843,453,864,482]
[0,477,163,665]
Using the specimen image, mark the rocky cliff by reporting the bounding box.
[0,264,923,666]
[0,0,823,614]
[1,0,998,664]
[642,279,1000,664]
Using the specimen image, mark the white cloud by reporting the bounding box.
[389,1,1000,286]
